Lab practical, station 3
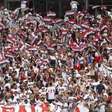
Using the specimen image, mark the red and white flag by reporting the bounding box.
[47,11,56,17]
[69,42,79,52]
[55,18,63,24]
[7,34,16,44]
[74,104,89,112]
[0,52,9,65]
[0,104,50,112]
[61,28,69,35]
[1,106,15,112]
[65,10,74,16]
[27,45,37,51]
[43,17,52,23]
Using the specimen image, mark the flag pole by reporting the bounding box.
[101,0,104,6]
[4,0,8,8]
[85,0,89,11]
[58,0,62,18]
[46,0,48,15]
[32,0,35,13]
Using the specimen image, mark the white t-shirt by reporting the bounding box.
[47,86,55,100]
[15,68,20,78]
[99,105,105,112]
[77,102,89,112]
[21,1,27,9]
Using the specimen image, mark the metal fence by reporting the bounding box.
[2,0,112,18]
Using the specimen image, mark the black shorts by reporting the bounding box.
[47,99,54,103]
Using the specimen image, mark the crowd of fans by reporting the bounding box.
[0,4,112,112]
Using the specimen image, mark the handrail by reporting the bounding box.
[89,5,112,7]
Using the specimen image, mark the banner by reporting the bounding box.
[0,104,49,112]
[0,106,15,112]
[0,105,31,112]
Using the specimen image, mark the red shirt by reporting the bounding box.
[41,103,49,112]
[108,96,112,103]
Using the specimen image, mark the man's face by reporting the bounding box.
[70,1,78,10]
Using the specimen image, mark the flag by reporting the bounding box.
[68,18,76,24]
[55,18,63,24]
[38,25,48,33]
[101,25,108,31]
[77,11,84,18]
[69,41,87,52]
[27,45,37,51]
[47,11,56,17]
[5,52,14,59]
[69,41,79,51]
[1,106,15,112]
[79,42,87,51]
[0,53,4,61]
[61,28,69,35]
[65,10,74,16]
[7,34,16,44]
[0,52,9,65]
[80,30,94,38]
[0,103,52,112]
[43,17,52,23]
